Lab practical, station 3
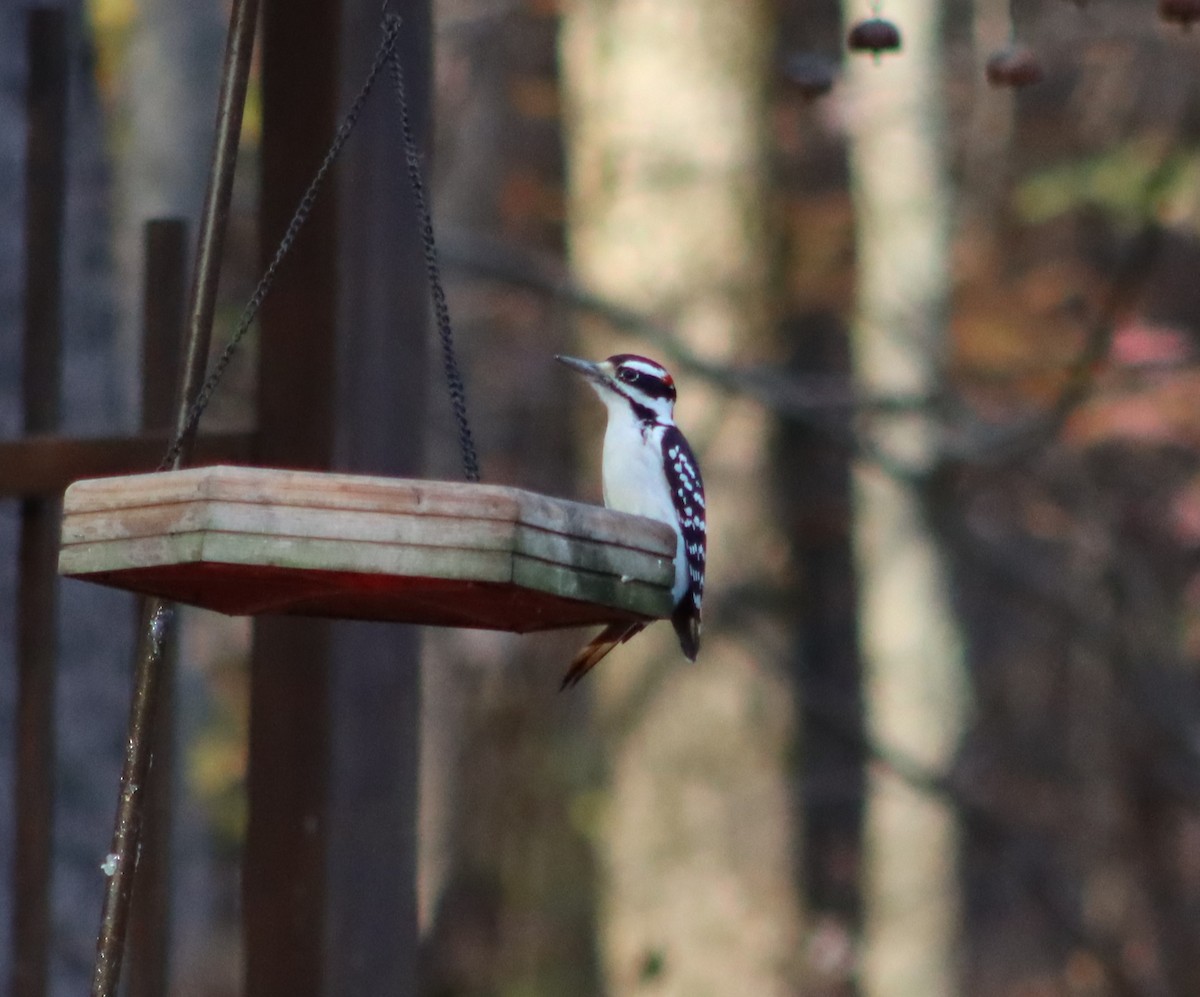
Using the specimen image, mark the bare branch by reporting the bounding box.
[941,147,1187,466]
[440,227,924,481]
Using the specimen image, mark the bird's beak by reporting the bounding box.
[555,355,607,383]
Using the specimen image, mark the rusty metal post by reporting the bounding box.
[170,0,260,464]
[89,0,260,992]
[12,11,68,997]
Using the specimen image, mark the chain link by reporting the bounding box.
[158,15,403,471]
[384,14,481,483]
[158,13,481,482]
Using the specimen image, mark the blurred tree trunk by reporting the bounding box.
[112,0,224,423]
[0,4,133,993]
[774,312,867,997]
[560,2,804,994]
[840,0,966,995]
[417,5,600,996]
[964,0,1015,226]
[107,5,230,985]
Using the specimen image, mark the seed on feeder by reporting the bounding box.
[985,44,1044,87]
[847,18,903,60]
[1160,0,1200,28]
[784,52,838,99]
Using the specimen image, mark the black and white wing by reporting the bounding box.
[662,425,705,659]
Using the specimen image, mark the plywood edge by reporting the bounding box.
[61,507,672,588]
[59,532,208,576]
[61,530,519,585]
[59,537,673,623]
[64,466,527,520]
[512,555,673,618]
[515,489,676,555]
[60,502,523,554]
[63,467,676,557]
[60,523,675,593]
[513,524,673,587]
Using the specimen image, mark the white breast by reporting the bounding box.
[600,403,689,603]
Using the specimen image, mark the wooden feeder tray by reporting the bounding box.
[58,465,676,632]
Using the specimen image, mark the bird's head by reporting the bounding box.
[556,353,677,423]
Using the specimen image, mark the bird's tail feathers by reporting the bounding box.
[560,622,645,690]
[672,607,701,661]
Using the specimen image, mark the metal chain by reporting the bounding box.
[158,15,403,471]
[384,13,481,483]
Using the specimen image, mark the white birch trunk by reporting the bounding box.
[841,0,967,994]
[560,2,804,994]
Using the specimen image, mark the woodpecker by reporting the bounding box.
[556,353,706,689]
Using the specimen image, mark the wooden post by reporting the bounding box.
[128,218,187,997]
[247,0,340,993]
[12,11,67,997]
[325,8,429,989]
[328,0,428,979]
[778,313,867,993]
[250,2,430,992]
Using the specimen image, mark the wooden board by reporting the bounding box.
[58,465,677,631]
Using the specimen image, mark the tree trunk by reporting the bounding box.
[416,5,600,995]
[560,2,804,994]
[112,0,224,423]
[840,0,966,994]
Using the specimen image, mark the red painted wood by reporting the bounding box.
[66,562,656,632]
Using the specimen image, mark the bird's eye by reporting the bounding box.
[618,368,637,384]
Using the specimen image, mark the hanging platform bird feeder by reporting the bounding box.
[56,15,677,638]
[58,465,676,631]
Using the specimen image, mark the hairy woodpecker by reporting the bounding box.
[556,353,706,689]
